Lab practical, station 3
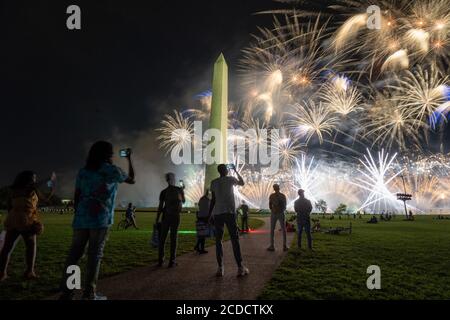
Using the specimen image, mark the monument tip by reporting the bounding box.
[216,53,226,63]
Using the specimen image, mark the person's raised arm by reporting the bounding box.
[124,149,135,184]
[233,168,244,186]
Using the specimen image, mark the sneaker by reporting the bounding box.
[267,246,275,252]
[216,266,224,277]
[237,266,249,277]
[82,292,108,300]
[199,250,208,254]
[168,261,178,268]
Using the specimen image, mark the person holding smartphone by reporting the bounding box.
[208,164,249,277]
[59,141,135,300]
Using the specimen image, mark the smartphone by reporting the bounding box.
[226,164,235,170]
[119,148,131,157]
[179,179,185,189]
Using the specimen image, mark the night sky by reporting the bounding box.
[1,0,282,197]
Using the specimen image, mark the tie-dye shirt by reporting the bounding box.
[72,163,128,229]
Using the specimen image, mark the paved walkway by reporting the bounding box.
[56,217,294,300]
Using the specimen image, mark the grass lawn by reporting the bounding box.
[260,215,450,299]
[0,211,263,300]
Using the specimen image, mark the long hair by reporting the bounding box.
[11,170,36,193]
[85,141,114,171]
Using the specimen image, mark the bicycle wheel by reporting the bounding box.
[117,220,126,230]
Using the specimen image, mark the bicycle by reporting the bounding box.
[116,213,131,230]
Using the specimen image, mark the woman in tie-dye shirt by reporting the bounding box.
[59,141,135,300]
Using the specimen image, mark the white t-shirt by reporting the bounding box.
[210,176,239,216]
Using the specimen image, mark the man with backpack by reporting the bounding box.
[156,172,185,267]
[268,184,288,251]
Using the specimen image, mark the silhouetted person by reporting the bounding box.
[0,171,51,282]
[209,164,249,277]
[125,203,138,229]
[294,189,312,250]
[59,141,135,300]
[157,172,185,267]
[367,215,378,224]
[195,189,210,254]
[268,184,288,251]
[238,200,249,232]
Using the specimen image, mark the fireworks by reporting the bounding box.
[392,170,446,211]
[240,15,347,123]
[330,0,450,74]
[381,49,409,72]
[156,111,194,155]
[390,65,449,130]
[363,90,419,150]
[275,134,304,168]
[319,75,362,116]
[350,149,404,212]
[238,178,276,209]
[154,0,450,213]
[292,154,320,203]
[183,169,205,206]
[289,100,338,144]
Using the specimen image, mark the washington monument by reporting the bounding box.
[204,53,228,191]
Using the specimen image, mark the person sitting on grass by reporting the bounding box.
[312,218,321,232]
[0,171,52,282]
[59,141,135,300]
[367,215,378,224]
[125,203,138,229]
